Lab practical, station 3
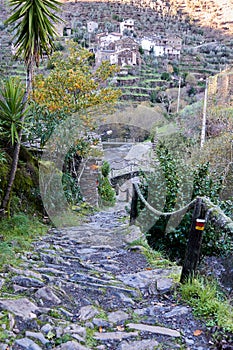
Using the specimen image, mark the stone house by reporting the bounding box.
[95,50,116,66]
[117,48,140,66]
[115,37,139,52]
[95,46,140,67]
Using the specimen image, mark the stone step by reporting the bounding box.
[0,204,212,349]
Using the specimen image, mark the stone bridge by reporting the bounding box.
[110,170,141,189]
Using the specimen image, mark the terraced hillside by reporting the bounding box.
[62,0,233,36]
[1,0,233,102]
[58,0,233,101]
[60,0,233,74]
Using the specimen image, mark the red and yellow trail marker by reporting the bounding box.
[195,219,205,231]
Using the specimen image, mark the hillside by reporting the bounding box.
[62,0,233,36]
[59,0,233,77]
[1,0,233,104]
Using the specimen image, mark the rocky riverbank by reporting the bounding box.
[0,203,213,349]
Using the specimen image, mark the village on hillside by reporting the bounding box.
[62,17,182,68]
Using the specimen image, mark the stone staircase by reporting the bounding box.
[0,203,211,349]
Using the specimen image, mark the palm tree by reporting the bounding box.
[0,0,62,216]
[0,78,27,216]
[5,0,63,91]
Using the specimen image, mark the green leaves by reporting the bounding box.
[139,142,232,261]
[5,0,63,66]
[0,78,26,144]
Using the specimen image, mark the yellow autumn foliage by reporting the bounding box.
[32,42,121,125]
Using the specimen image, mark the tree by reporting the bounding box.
[31,43,121,134]
[30,44,121,208]
[0,78,27,216]
[0,0,62,217]
[5,0,63,90]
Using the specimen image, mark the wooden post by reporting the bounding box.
[180,198,205,283]
[126,188,129,202]
[130,183,138,225]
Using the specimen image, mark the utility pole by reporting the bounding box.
[176,76,181,114]
[200,78,208,148]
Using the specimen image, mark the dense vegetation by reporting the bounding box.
[137,138,233,262]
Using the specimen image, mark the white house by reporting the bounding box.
[140,37,153,52]
[140,37,164,55]
[87,21,98,33]
[96,32,122,48]
[153,45,165,56]
[140,35,182,58]
[120,19,135,34]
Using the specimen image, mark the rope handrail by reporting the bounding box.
[133,182,233,231]
[110,157,155,165]
[134,182,200,217]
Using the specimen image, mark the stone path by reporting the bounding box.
[0,203,212,349]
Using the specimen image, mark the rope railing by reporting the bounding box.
[129,180,233,283]
[133,182,233,226]
[110,156,155,167]
[133,182,198,217]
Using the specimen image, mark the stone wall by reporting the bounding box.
[79,157,102,207]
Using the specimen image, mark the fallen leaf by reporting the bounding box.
[145,267,152,270]
[194,329,203,336]
[99,326,103,333]
[90,164,99,170]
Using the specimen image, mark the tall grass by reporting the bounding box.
[0,213,47,269]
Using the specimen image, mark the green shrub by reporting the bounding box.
[180,276,233,332]
[98,161,115,206]
[138,142,232,261]
[101,160,110,177]
[98,177,115,206]
[161,72,171,81]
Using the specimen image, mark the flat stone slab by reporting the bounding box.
[164,306,190,318]
[0,298,38,319]
[12,276,45,288]
[94,331,138,341]
[25,331,49,345]
[78,305,99,321]
[127,323,181,337]
[63,324,86,337]
[116,269,172,289]
[123,225,143,244]
[15,338,42,350]
[156,278,174,293]
[35,286,61,304]
[54,341,90,350]
[108,310,129,324]
[118,339,159,350]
